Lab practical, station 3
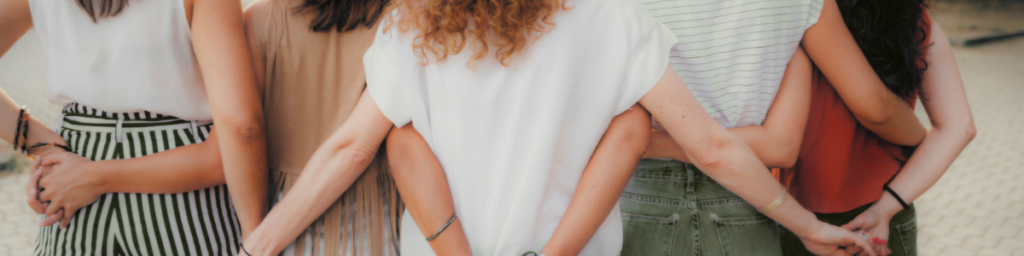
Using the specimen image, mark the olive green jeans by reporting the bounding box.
[620,159,782,256]
[780,203,917,256]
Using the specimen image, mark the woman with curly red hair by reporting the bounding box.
[238,0,878,255]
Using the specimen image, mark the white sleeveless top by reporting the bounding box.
[28,0,212,120]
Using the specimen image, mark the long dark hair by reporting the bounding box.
[837,0,929,98]
[76,0,129,22]
[298,0,391,32]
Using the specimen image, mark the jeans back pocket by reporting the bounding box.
[621,212,679,256]
[712,214,781,256]
[894,217,917,256]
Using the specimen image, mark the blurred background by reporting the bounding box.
[1,0,1022,255]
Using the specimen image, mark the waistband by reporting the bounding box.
[57,103,212,143]
[634,159,717,182]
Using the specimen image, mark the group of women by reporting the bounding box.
[0,0,975,255]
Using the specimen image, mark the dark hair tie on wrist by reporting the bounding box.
[883,183,910,210]
[240,243,252,256]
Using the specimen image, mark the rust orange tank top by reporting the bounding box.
[780,11,932,213]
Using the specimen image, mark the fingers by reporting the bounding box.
[40,209,62,227]
[844,244,863,255]
[60,207,75,229]
[26,169,46,214]
[827,250,853,256]
[30,157,42,172]
[842,215,866,231]
[849,234,878,256]
[43,199,62,217]
[38,187,52,202]
[39,153,64,166]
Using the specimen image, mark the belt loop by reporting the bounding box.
[190,120,201,143]
[115,114,124,143]
[686,164,695,192]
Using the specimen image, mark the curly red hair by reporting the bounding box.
[389,0,568,66]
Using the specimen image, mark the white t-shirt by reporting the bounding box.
[364,0,677,255]
[28,0,211,120]
[644,0,825,128]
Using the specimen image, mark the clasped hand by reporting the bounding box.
[25,151,105,229]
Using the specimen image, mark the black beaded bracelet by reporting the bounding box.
[29,142,73,153]
[14,108,25,152]
[20,110,30,153]
[883,184,910,210]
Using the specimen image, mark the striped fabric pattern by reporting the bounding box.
[642,0,825,128]
[35,103,240,256]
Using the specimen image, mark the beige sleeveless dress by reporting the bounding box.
[248,0,401,255]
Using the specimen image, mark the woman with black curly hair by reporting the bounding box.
[779,1,976,255]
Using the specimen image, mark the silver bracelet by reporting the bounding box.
[426,214,457,242]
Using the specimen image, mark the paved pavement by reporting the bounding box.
[2,23,1024,256]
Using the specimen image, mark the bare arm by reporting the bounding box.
[386,125,472,256]
[191,0,268,239]
[36,128,227,227]
[38,129,224,194]
[801,0,925,146]
[842,18,976,243]
[241,92,393,256]
[0,0,67,156]
[641,65,876,256]
[645,47,813,168]
[544,103,651,256]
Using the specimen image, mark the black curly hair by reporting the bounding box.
[837,0,930,98]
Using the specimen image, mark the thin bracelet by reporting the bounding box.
[883,184,910,210]
[757,189,788,214]
[426,213,457,242]
[240,243,252,256]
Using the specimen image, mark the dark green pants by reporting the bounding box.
[620,160,781,256]
[780,203,917,256]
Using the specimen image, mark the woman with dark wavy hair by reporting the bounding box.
[241,0,400,255]
[0,0,267,255]
[778,1,976,255]
[238,0,878,255]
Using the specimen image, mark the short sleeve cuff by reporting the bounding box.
[616,21,678,114]
[364,43,412,127]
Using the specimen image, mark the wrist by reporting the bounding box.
[242,229,282,256]
[84,162,112,194]
[871,193,904,218]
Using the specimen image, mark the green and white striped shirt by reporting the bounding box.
[644,0,825,128]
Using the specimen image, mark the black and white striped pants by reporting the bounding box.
[35,103,242,256]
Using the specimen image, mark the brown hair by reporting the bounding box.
[299,0,392,32]
[76,0,129,22]
[390,0,568,66]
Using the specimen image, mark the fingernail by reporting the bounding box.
[881,239,887,245]
[872,237,880,244]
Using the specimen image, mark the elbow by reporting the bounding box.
[854,107,892,126]
[689,135,732,175]
[219,116,267,144]
[964,120,977,142]
[338,145,378,171]
[769,150,799,169]
[772,138,801,168]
